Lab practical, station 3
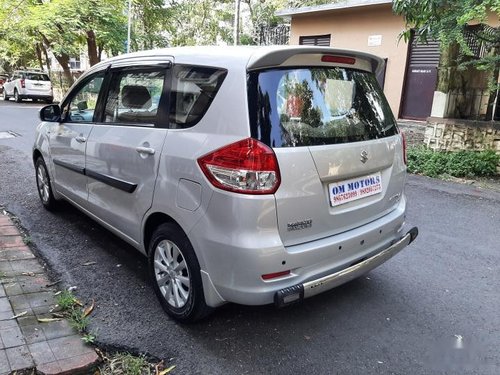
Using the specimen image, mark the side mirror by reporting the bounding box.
[39,104,61,122]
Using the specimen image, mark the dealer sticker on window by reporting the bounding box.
[329,172,382,207]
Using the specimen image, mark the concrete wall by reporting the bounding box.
[289,4,409,118]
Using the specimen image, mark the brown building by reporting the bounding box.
[276,0,499,121]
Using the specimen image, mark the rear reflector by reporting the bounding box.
[321,55,356,65]
[262,270,291,280]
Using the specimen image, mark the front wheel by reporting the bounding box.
[35,157,57,211]
[148,223,212,323]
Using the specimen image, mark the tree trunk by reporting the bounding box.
[41,44,51,74]
[54,54,73,87]
[86,30,99,66]
[35,44,44,71]
[40,33,73,86]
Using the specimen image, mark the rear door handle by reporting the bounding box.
[135,146,155,155]
[75,136,86,143]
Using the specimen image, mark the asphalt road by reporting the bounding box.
[1,100,499,375]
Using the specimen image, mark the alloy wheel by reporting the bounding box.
[36,164,50,203]
[153,239,191,308]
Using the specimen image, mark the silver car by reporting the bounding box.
[33,46,418,322]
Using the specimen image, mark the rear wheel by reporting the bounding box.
[2,89,8,101]
[148,223,212,323]
[14,89,21,103]
[35,157,57,211]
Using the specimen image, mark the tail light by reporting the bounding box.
[198,138,281,194]
[402,132,407,165]
[20,79,25,88]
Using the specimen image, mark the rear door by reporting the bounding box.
[85,65,170,243]
[248,58,405,246]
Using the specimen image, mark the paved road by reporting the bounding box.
[1,100,499,374]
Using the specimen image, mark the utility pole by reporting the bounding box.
[127,0,132,53]
[233,0,240,46]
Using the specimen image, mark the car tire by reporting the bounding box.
[35,157,58,211]
[14,89,21,103]
[148,223,212,323]
[2,89,8,101]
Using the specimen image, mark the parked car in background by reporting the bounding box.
[0,74,9,93]
[33,46,418,322]
[2,70,53,103]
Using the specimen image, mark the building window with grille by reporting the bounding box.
[69,58,81,70]
[299,34,331,46]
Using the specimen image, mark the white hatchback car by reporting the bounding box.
[33,46,418,322]
[3,70,53,103]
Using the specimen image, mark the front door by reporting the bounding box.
[85,67,169,243]
[400,35,440,120]
[50,73,105,206]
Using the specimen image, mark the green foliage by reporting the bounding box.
[56,290,90,334]
[0,0,126,74]
[57,290,80,311]
[100,353,152,375]
[82,331,97,344]
[22,236,33,245]
[0,0,336,73]
[407,146,499,178]
[69,308,90,333]
[393,1,500,74]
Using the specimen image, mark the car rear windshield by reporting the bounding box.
[25,73,50,81]
[248,67,398,147]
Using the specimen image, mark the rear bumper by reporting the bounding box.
[274,227,418,307]
[20,94,53,100]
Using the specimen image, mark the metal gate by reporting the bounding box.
[400,35,440,120]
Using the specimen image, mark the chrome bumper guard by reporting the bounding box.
[274,227,418,308]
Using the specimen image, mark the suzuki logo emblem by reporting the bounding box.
[360,150,368,163]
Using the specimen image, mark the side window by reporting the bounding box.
[65,73,104,123]
[104,69,165,126]
[169,65,227,128]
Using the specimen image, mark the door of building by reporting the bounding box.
[400,35,440,120]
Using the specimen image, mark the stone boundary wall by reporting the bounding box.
[425,117,500,174]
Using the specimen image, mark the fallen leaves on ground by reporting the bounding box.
[37,317,62,323]
[10,311,27,319]
[83,299,95,317]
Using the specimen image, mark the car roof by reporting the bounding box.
[89,45,384,75]
[15,70,48,75]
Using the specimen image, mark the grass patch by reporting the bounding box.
[407,147,499,178]
[56,290,79,310]
[55,290,95,342]
[22,235,33,245]
[99,353,151,375]
[97,351,176,375]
